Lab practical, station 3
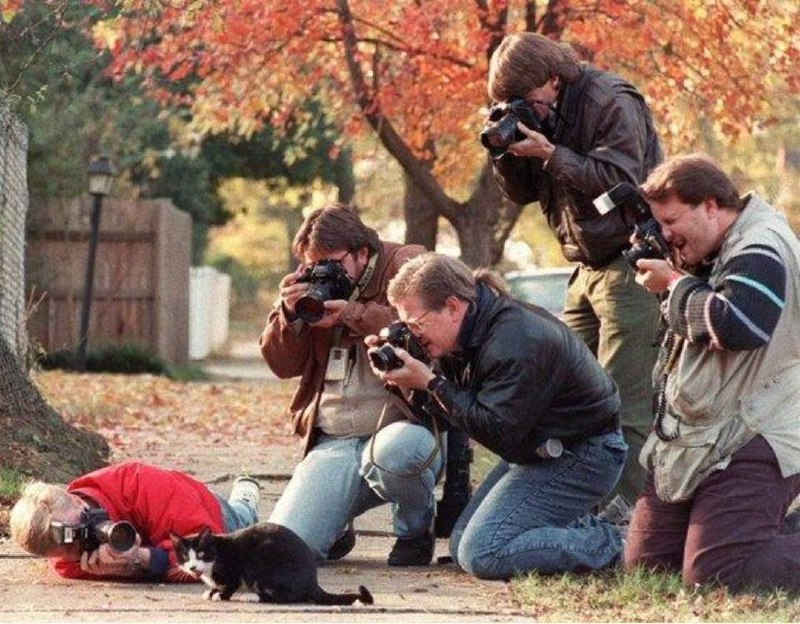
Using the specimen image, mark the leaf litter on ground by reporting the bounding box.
[32,370,297,461]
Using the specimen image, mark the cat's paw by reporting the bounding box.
[202,588,222,601]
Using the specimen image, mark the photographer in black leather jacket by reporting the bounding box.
[366,252,627,580]
[487,32,663,505]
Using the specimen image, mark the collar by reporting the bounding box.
[455,282,496,353]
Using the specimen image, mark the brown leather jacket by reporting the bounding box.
[493,66,663,267]
[259,241,426,455]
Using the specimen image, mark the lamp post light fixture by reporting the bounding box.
[77,155,115,371]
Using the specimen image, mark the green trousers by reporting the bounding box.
[563,256,661,504]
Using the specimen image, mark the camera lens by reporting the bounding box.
[369,345,404,372]
[96,520,137,552]
[295,294,325,323]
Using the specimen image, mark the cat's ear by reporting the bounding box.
[169,531,183,546]
[198,525,212,540]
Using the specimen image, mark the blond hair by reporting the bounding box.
[388,253,509,310]
[10,481,76,555]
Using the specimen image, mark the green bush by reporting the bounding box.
[38,343,167,375]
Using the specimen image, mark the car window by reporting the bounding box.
[508,273,569,316]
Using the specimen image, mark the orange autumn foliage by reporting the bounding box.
[83,0,800,264]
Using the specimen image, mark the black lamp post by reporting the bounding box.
[77,155,115,371]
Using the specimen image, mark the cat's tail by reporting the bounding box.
[312,584,374,606]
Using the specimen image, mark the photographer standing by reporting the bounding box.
[10,461,259,581]
[625,154,800,591]
[368,252,627,580]
[486,32,663,506]
[260,203,442,566]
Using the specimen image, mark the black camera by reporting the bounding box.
[480,97,544,158]
[368,321,429,372]
[294,259,355,323]
[50,508,138,554]
[593,182,671,269]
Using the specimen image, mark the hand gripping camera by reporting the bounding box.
[593,181,671,268]
[50,508,138,554]
[480,97,544,158]
[368,321,429,372]
[294,259,355,323]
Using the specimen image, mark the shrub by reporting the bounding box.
[38,343,167,375]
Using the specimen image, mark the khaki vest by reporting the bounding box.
[643,194,800,501]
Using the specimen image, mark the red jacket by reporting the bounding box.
[53,462,225,582]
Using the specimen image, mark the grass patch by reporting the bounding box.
[0,467,26,499]
[164,363,211,382]
[511,566,800,622]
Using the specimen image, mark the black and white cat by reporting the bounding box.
[171,523,373,606]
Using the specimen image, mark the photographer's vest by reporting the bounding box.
[316,253,410,437]
[641,194,800,501]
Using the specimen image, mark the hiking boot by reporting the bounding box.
[598,494,633,525]
[229,476,261,514]
[327,522,356,561]
[387,533,434,567]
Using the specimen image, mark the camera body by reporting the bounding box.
[369,321,429,372]
[592,181,671,269]
[294,259,355,323]
[480,97,543,158]
[50,508,138,554]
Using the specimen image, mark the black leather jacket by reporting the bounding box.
[493,66,663,267]
[434,284,620,465]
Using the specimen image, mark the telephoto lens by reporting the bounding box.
[95,520,138,553]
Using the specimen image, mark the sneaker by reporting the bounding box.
[327,522,356,561]
[598,494,633,526]
[229,476,261,513]
[387,533,434,567]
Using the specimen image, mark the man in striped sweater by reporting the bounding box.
[623,153,800,592]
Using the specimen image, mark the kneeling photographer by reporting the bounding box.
[10,461,259,581]
[624,154,800,593]
[366,252,628,581]
[260,203,443,567]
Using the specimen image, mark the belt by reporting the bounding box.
[558,413,620,448]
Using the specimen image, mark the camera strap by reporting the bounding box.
[653,330,683,442]
[367,387,443,479]
[350,251,379,301]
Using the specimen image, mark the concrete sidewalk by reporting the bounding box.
[0,342,530,622]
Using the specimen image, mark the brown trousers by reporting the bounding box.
[624,435,800,591]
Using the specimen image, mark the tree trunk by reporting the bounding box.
[403,171,438,251]
[452,161,523,268]
[0,336,109,483]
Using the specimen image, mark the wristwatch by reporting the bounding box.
[426,375,448,396]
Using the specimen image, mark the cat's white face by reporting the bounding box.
[178,547,215,587]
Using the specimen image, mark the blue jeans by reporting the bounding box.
[269,421,443,560]
[449,431,627,580]
[215,495,259,531]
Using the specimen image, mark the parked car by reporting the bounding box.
[504,266,573,318]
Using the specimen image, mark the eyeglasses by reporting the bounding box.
[405,309,432,334]
[329,251,351,263]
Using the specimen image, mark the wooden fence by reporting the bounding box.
[26,197,192,365]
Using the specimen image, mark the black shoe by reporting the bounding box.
[327,523,356,561]
[387,533,434,567]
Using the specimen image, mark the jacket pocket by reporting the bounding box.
[643,416,753,502]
